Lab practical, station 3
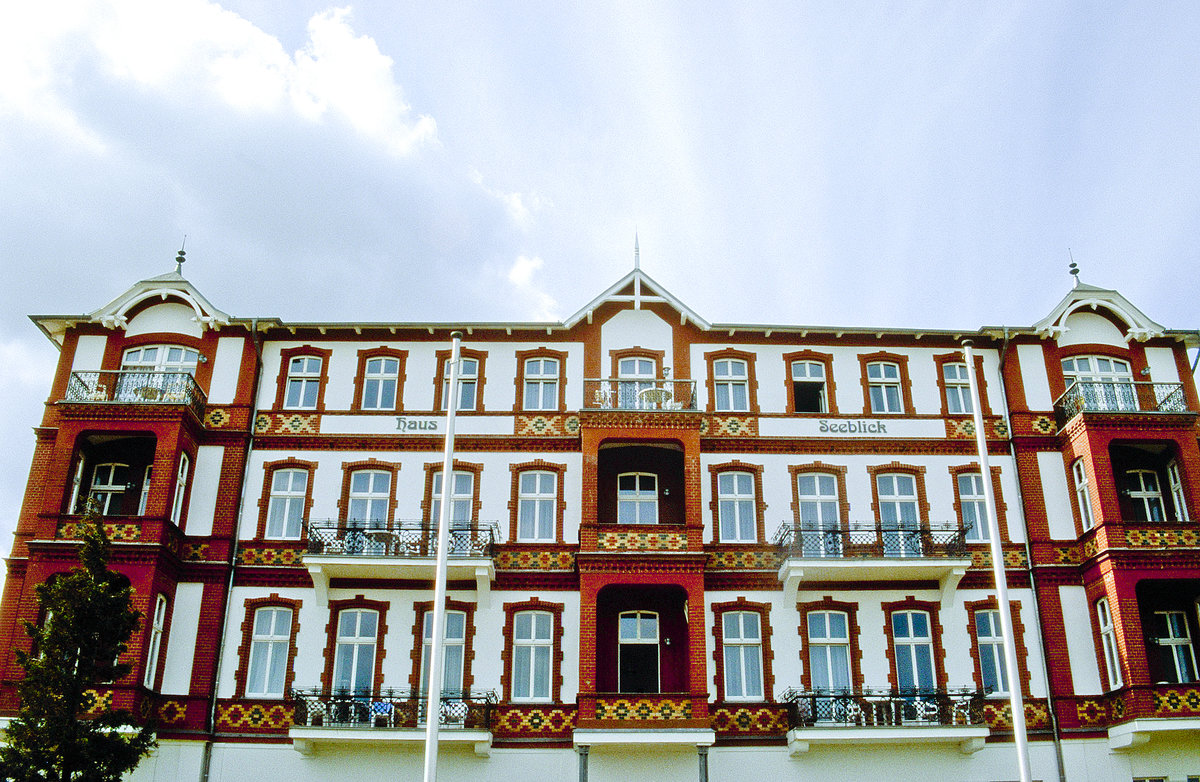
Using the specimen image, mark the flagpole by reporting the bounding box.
[962,340,1032,782]
[423,331,462,782]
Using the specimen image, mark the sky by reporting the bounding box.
[1,1,1199,562]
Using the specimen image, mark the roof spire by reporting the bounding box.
[175,236,187,275]
[634,232,640,271]
[1068,248,1079,288]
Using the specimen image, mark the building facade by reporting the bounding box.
[2,263,1199,782]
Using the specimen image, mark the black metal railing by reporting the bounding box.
[291,688,497,729]
[303,520,498,558]
[781,687,985,728]
[64,371,206,418]
[583,378,698,411]
[1054,380,1188,428]
[774,522,969,559]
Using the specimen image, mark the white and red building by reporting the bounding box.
[2,261,1199,782]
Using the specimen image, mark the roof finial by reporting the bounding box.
[1068,248,1079,288]
[175,235,187,275]
[634,232,640,271]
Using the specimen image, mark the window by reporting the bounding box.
[431,470,474,530]
[942,362,972,415]
[1124,469,1166,522]
[713,358,749,412]
[867,361,904,413]
[618,611,658,693]
[798,473,841,557]
[808,611,852,693]
[717,472,756,542]
[958,473,989,543]
[170,452,190,526]
[348,470,391,528]
[511,611,553,701]
[333,609,378,695]
[1062,355,1135,411]
[1096,597,1122,689]
[89,463,130,515]
[523,357,559,411]
[975,609,1008,695]
[442,357,479,411]
[722,611,764,700]
[362,356,400,410]
[517,471,556,542]
[121,345,199,374]
[617,473,658,524]
[877,473,921,556]
[617,356,658,409]
[790,360,827,413]
[143,594,168,689]
[1073,460,1094,531]
[137,465,152,516]
[284,356,323,409]
[1169,461,1190,521]
[246,607,293,698]
[1151,610,1197,684]
[892,610,936,693]
[266,469,308,539]
[421,610,466,695]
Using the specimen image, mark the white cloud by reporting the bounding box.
[470,170,547,230]
[507,255,560,321]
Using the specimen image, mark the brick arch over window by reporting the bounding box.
[336,459,402,523]
[711,598,775,701]
[255,458,318,539]
[964,597,1030,697]
[233,594,303,698]
[882,597,948,690]
[933,351,991,416]
[866,463,930,526]
[273,346,333,411]
[508,460,567,543]
[434,347,488,412]
[420,460,484,523]
[948,463,1009,542]
[500,598,565,702]
[409,598,478,692]
[351,347,407,413]
[857,351,914,415]
[513,348,569,412]
[788,463,850,525]
[321,595,390,694]
[797,597,865,691]
[1045,342,1143,401]
[782,349,838,415]
[707,461,767,544]
[703,348,760,414]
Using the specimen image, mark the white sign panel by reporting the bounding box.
[757,417,947,439]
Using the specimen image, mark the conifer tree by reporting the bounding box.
[0,507,156,781]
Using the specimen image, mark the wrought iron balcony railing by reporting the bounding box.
[1054,380,1188,428]
[291,688,497,729]
[774,522,969,559]
[781,687,985,728]
[303,520,498,558]
[583,378,698,411]
[64,370,206,418]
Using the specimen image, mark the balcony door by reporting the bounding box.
[596,585,688,695]
[1062,356,1135,411]
[878,474,922,557]
[618,357,657,409]
[618,611,660,693]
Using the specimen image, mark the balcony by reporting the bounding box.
[289,688,497,756]
[774,522,971,602]
[63,371,206,419]
[781,687,988,755]
[303,520,499,606]
[1054,380,1189,429]
[583,378,698,411]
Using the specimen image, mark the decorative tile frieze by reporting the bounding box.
[215,700,293,732]
[158,699,188,725]
[1153,686,1200,716]
[204,407,231,428]
[1030,416,1056,435]
[1075,698,1109,727]
[255,413,320,435]
[514,414,581,437]
[493,705,576,736]
[706,549,780,570]
[58,522,142,542]
[982,698,1050,730]
[494,550,576,570]
[704,416,758,437]
[1127,528,1200,548]
[595,697,692,721]
[944,417,1008,440]
[598,531,689,551]
[237,545,304,567]
[81,689,113,715]
[711,704,790,734]
[968,547,1028,568]
[184,543,212,561]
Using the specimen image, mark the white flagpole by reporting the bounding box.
[423,331,462,782]
[962,340,1032,782]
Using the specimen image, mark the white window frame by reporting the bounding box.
[617,472,658,525]
[722,611,764,700]
[265,469,307,540]
[137,465,152,516]
[1169,461,1190,522]
[797,473,841,557]
[867,361,904,414]
[170,452,190,526]
[284,356,323,410]
[1097,597,1123,689]
[523,357,560,411]
[442,357,479,411]
[617,357,657,409]
[877,473,921,557]
[1125,469,1166,522]
[142,594,168,689]
[717,471,757,543]
[348,470,391,528]
[362,356,400,411]
[892,610,936,692]
[246,606,292,698]
[89,462,130,516]
[975,609,1009,696]
[512,610,553,701]
[958,472,989,543]
[432,471,475,532]
[713,358,749,412]
[1073,460,1094,531]
[121,345,199,374]
[517,471,556,542]
[807,611,852,693]
[421,610,467,696]
[943,362,973,415]
[790,360,827,413]
[618,610,659,693]
[1154,610,1198,684]
[1061,355,1135,411]
[333,608,378,695]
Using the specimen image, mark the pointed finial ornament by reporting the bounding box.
[175,236,187,275]
[634,233,640,271]
[1068,249,1079,288]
